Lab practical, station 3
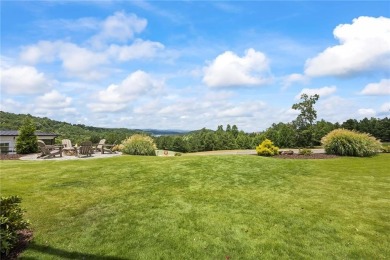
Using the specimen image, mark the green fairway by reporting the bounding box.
[1,154,389,259]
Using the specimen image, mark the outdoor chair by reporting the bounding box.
[37,140,62,159]
[94,139,106,153]
[62,139,76,155]
[77,141,93,158]
[102,142,116,154]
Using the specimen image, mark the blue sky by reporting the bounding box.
[1,1,389,132]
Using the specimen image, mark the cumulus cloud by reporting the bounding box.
[305,16,390,77]
[107,39,164,61]
[58,42,108,80]
[295,86,337,99]
[358,108,376,117]
[91,11,147,47]
[282,73,308,89]
[89,70,163,112]
[20,41,108,80]
[35,90,72,109]
[360,79,390,95]
[0,65,51,94]
[203,48,270,87]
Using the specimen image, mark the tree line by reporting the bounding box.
[154,117,389,152]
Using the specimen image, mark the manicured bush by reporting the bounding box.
[299,148,313,155]
[256,139,279,156]
[0,196,30,257]
[121,134,156,156]
[321,129,382,157]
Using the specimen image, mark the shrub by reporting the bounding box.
[0,196,30,257]
[299,148,313,155]
[121,134,157,156]
[256,139,279,156]
[321,129,382,157]
[175,152,182,156]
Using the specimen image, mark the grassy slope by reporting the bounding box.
[1,155,389,259]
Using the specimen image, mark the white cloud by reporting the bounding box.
[20,40,60,64]
[203,48,270,87]
[91,11,147,47]
[58,42,108,80]
[89,70,163,112]
[358,108,376,117]
[360,79,390,95]
[35,90,72,109]
[107,39,164,61]
[216,102,266,118]
[0,65,51,94]
[305,16,390,77]
[295,86,337,99]
[282,73,308,89]
[20,41,108,80]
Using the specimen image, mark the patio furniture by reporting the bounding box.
[37,140,62,159]
[76,141,93,158]
[94,139,106,153]
[102,143,116,154]
[62,139,75,155]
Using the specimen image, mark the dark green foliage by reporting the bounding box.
[1,111,141,145]
[292,94,320,147]
[341,117,390,142]
[321,129,382,157]
[15,117,38,154]
[0,196,30,257]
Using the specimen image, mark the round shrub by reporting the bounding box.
[321,129,382,157]
[299,148,313,155]
[256,139,279,156]
[121,134,157,156]
[1,196,30,257]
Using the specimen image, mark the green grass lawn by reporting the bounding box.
[1,154,389,259]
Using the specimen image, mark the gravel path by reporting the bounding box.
[19,152,122,161]
[186,149,325,156]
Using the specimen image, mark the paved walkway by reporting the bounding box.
[20,152,122,161]
[185,149,325,156]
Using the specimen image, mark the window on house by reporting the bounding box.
[0,143,10,154]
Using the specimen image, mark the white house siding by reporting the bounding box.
[0,131,58,154]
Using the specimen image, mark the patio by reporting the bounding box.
[20,152,122,161]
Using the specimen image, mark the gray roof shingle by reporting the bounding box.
[0,130,58,136]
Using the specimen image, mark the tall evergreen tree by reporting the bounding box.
[16,117,38,154]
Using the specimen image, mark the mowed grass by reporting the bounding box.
[1,154,389,259]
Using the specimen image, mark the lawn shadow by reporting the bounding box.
[20,243,127,260]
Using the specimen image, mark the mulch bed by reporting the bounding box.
[0,154,23,160]
[274,153,339,159]
[1,229,33,260]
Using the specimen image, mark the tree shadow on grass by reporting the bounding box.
[20,243,127,260]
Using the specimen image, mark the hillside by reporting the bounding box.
[0,111,143,144]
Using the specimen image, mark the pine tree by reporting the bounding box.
[16,117,38,154]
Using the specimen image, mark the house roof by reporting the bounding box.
[0,130,59,137]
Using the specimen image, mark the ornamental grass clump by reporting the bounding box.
[121,134,157,156]
[321,129,382,157]
[256,139,279,156]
